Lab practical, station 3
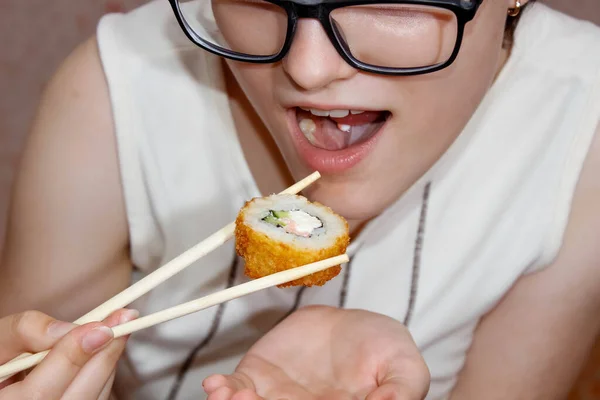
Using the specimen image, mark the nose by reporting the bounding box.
[282,19,357,91]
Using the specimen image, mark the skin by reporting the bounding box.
[202,306,430,400]
[224,0,511,225]
[1,0,600,398]
[0,309,137,400]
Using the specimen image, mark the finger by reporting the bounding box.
[204,374,229,394]
[62,309,138,400]
[0,311,74,363]
[61,335,124,400]
[366,368,430,400]
[0,371,28,391]
[4,322,114,400]
[231,388,264,400]
[208,386,236,400]
[97,371,116,400]
[204,372,256,394]
[204,373,262,400]
[366,382,408,400]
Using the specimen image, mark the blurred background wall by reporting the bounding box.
[0,1,599,398]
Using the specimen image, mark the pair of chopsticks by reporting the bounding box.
[0,171,348,380]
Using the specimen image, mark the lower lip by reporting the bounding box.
[286,109,387,174]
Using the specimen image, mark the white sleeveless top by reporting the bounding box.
[96,2,600,399]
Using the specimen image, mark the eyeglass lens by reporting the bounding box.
[177,0,459,68]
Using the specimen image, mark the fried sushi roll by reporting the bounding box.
[235,194,350,287]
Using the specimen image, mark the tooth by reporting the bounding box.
[299,118,317,138]
[329,109,350,118]
[351,110,364,115]
[337,124,351,133]
[299,107,310,111]
[310,109,330,117]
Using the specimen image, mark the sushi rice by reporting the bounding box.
[235,194,350,287]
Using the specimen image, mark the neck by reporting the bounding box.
[494,42,513,82]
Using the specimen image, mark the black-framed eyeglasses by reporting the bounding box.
[168,0,483,76]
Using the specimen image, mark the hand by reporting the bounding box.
[0,308,138,400]
[203,305,430,400]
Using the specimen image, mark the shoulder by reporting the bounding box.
[95,0,222,139]
[557,121,600,303]
[517,4,600,61]
[513,3,600,82]
[448,122,600,399]
[26,35,116,183]
[500,4,600,272]
[15,35,127,250]
[519,119,600,313]
[0,35,131,319]
[97,0,198,63]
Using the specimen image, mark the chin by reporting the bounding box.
[280,149,404,226]
[300,177,391,224]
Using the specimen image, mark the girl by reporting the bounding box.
[1,0,599,399]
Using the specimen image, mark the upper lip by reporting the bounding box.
[284,102,389,113]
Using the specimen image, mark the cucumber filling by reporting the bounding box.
[262,209,323,237]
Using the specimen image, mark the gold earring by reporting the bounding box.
[508,1,522,17]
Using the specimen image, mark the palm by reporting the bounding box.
[203,306,429,400]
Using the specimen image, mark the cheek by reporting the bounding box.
[226,62,276,113]
[225,61,290,142]
[458,0,509,83]
[213,1,288,55]
[403,4,508,141]
[365,4,508,197]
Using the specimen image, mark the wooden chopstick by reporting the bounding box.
[74,171,321,326]
[0,171,321,383]
[0,254,348,379]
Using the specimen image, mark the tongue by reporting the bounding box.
[303,117,349,151]
[296,109,384,151]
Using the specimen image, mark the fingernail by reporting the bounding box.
[47,321,76,339]
[119,309,139,325]
[82,326,114,354]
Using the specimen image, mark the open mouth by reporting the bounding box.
[295,107,390,151]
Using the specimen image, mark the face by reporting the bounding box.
[214,0,518,223]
